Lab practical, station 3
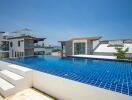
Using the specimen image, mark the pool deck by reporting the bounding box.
[72,54,116,59]
[0,88,56,100]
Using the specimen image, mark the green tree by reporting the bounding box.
[52,49,61,52]
[114,47,128,59]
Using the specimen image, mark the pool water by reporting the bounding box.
[6,55,132,96]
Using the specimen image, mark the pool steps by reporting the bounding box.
[6,64,32,76]
[0,70,24,85]
[0,61,32,97]
[0,77,15,97]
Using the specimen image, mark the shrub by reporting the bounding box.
[113,47,128,59]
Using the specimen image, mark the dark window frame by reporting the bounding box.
[10,42,13,47]
[18,41,21,47]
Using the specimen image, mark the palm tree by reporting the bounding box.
[114,47,128,59]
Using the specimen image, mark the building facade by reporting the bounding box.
[0,30,46,58]
[59,36,101,56]
[59,37,132,58]
[0,39,9,58]
[8,36,45,58]
[94,39,132,57]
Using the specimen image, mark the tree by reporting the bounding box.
[52,49,61,52]
[114,47,128,59]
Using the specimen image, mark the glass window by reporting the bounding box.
[10,42,13,47]
[74,42,85,55]
[18,41,21,46]
[15,52,17,57]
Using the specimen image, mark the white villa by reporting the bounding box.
[59,36,132,58]
[94,39,132,57]
[0,29,46,58]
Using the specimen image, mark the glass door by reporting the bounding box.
[74,42,86,55]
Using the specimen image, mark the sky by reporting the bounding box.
[0,0,132,46]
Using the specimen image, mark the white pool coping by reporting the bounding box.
[72,55,116,59]
[33,70,132,100]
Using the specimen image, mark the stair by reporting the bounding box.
[0,77,15,97]
[7,64,32,76]
[0,70,24,85]
[0,61,33,97]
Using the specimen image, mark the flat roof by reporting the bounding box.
[0,32,5,33]
[8,35,46,40]
[8,36,32,39]
[59,36,101,43]
[101,39,132,42]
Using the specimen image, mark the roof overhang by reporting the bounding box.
[34,38,46,43]
[59,36,102,43]
[8,35,35,40]
[8,35,46,43]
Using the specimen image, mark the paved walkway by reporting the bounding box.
[1,88,55,100]
[0,95,3,100]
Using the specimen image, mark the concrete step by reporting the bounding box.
[0,61,11,70]
[0,70,24,85]
[0,61,33,97]
[0,77,15,97]
[7,64,33,89]
[0,61,32,77]
[7,64,32,77]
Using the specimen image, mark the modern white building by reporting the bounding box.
[94,39,132,57]
[0,29,46,58]
[59,36,101,56]
[59,37,132,57]
[8,35,45,57]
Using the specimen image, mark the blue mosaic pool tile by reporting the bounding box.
[5,55,132,96]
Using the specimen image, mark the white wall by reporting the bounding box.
[9,38,24,52]
[33,70,131,100]
[95,43,132,53]
[9,38,24,57]
[93,40,99,49]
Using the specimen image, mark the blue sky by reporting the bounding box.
[0,0,132,45]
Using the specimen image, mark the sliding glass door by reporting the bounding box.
[74,42,86,55]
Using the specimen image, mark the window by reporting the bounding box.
[74,42,86,55]
[18,41,21,46]
[12,50,14,57]
[15,52,17,57]
[10,42,13,47]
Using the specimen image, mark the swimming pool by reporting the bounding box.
[5,55,132,96]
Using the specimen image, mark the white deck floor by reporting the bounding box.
[73,55,116,59]
[0,88,55,100]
